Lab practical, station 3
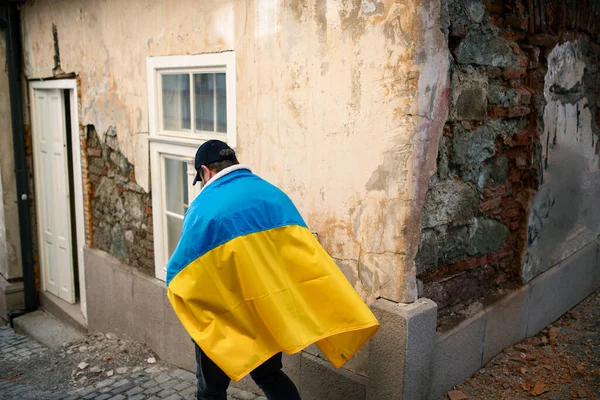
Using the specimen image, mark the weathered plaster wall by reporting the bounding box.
[0,29,23,281]
[21,0,450,303]
[524,39,600,281]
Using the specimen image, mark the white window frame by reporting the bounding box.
[147,52,236,281]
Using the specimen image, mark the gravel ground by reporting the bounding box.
[0,324,265,400]
[446,288,600,400]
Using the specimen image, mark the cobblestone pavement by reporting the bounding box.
[0,325,265,400]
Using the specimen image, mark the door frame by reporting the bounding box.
[29,79,87,322]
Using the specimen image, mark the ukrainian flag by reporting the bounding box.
[166,167,379,381]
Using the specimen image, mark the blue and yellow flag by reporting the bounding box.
[166,166,379,381]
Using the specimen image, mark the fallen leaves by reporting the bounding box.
[549,327,561,345]
[531,381,549,396]
[447,390,468,400]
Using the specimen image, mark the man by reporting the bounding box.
[166,140,379,400]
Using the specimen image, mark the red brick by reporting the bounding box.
[508,106,531,117]
[501,197,518,208]
[513,1,526,14]
[483,185,507,199]
[147,251,154,259]
[509,168,521,181]
[145,205,152,215]
[505,14,529,30]
[489,16,504,27]
[508,42,521,55]
[488,107,509,119]
[519,55,529,69]
[509,221,521,231]
[501,208,520,219]
[503,68,526,80]
[480,197,502,212]
[527,34,559,47]
[497,248,514,259]
[88,148,102,158]
[486,1,504,14]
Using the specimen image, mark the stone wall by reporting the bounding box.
[86,126,154,276]
[417,0,600,314]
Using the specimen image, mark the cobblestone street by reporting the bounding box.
[0,324,265,400]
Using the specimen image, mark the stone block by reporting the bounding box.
[527,242,599,337]
[526,262,562,337]
[483,285,531,364]
[300,352,366,400]
[162,289,195,371]
[108,258,135,338]
[367,298,437,400]
[133,272,165,359]
[84,247,112,333]
[556,242,599,312]
[429,309,486,400]
[0,277,23,321]
[456,29,521,68]
[450,67,488,121]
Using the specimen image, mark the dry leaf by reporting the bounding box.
[520,367,528,375]
[576,363,585,374]
[447,390,468,400]
[549,327,560,344]
[543,364,552,370]
[541,336,549,344]
[531,381,549,396]
[521,383,531,392]
[526,353,537,361]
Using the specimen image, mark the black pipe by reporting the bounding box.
[5,4,37,313]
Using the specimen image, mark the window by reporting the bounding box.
[147,53,236,281]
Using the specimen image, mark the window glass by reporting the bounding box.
[194,73,215,132]
[162,74,191,131]
[216,73,227,133]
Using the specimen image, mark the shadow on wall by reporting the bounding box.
[524,41,600,282]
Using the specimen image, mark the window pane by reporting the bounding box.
[164,157,185,214]
[182,162,189,213]
[166,214,183,258]
[162,74,191,131]
[216,73,227,133]
[194,73,215,132]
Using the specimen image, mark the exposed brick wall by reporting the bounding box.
[86,126,154,276]
[416,0,600,312]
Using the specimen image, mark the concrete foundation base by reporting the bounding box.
[367,298,437,400]
[428,238,600,399]
[83,237,599,400]
[0,275,24,321]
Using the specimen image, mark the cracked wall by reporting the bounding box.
[524,39,600,281]
[21,0,450,304]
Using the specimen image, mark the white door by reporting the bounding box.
[32,89,76,304]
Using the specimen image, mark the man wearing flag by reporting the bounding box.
[166,140,380,400]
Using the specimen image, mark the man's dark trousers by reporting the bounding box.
[194,342,301,400]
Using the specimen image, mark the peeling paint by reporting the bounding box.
[22,0,450,303]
